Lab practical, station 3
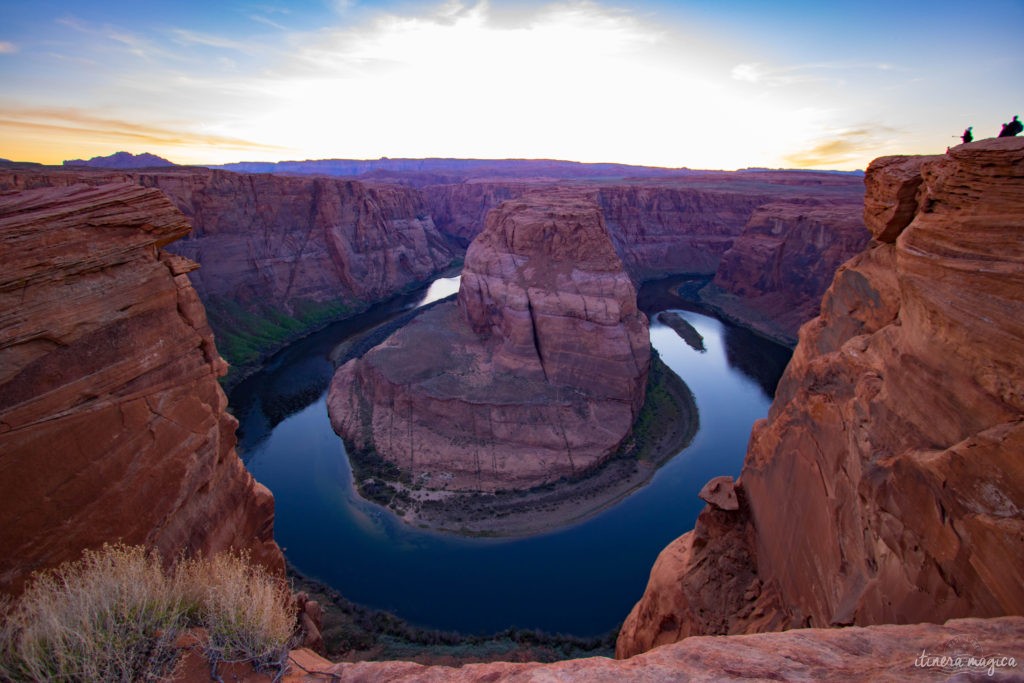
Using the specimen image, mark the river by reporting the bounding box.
[230,275,791,637]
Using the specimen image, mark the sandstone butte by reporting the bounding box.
[0,182,283,595]
[327,190,650,492]
[423,177,867,345]
[617,137,1024,658]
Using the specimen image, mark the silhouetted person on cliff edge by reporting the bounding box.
[998,115,1022,137]
[961,127,973,143]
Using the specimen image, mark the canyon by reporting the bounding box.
[0,182,283,595]
[2,142,1020,679]
[0,168,456,383]
[0,163,868,389]
[421,175,868,345]
[327,190,651,498]
[616,137,1024,657]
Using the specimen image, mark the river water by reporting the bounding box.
[230,275,790,637]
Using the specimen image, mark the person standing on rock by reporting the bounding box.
[997,115,1022,137]
[961,127,974,144]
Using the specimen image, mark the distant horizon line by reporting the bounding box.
[4,150,866,175]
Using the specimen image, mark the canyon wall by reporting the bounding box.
[328,191,650,492]
[617,138,1024,657]
[699,197,869,344]
[424,175,865,345]
[595,185,769,280]
[1,167,863,373]
[0,182,283,595]
[0,169,455,377]
[423,181,534,245]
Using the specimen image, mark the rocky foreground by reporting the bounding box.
[176,616,1023,681]
[617,138,1024,656]
[328,191,650,496]
[0,182,283,594]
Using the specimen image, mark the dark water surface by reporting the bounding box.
[231,276,791,637]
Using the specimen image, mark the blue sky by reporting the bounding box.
[1,0,1021,169]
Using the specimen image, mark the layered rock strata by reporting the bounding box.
[425,176,865,346]
[618,138,1024,657]
[328,191,650,492]
[0,169,455,376]
[698,198,869,345]
[0,182,283,595]
[177,616,1024,681]
[595,185,769,280]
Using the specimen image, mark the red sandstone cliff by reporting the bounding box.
[0,182,283,595]
[425,175,864,346]
[594,184,769,280]
[0,168,455,376]
[617,138,1024,658]
[327,191,650,492]
[423,181,534,246]
[699,197,869,344]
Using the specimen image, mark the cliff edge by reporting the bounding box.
[617,138,1024,657]
[0,182,284,594]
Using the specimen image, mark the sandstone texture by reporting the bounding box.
[180,616,1024,682]
[424,173,865,347]
[0,168,455,376]
[617,138,1024,656]
[0,182,283,595]
[423,181,533,245]
[0,167,863,369]
[595,184,770,280]
[328,191,650,492]
[700,197,869,345]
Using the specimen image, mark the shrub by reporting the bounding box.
[0,544,297,683]
[0,545,183,682]
[177,552,296,671]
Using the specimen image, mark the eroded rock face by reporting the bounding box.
[177,616,1024,681]
[0,183,284,594]
[595,185,769,280]
[0,168,455,376]
[328,191,649,491]
[699,198,869,345]
[617,138,1024,656]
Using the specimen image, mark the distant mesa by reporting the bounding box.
[63,151,176,169]
[328,190,651,498]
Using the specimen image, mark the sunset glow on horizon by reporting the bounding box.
[1,0,1022,171]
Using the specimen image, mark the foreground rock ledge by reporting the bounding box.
[178,616,1024,681]
[0,182,284,594]
[617,137,1024,657]
[328,191,650,492]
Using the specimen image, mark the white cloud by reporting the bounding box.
[223,0,760,166]
[732,60,905,87]
[249,14,289,31]
[0,41,17,54]
[171,29,254,53]
[21,2,888,169]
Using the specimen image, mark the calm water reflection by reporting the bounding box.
[232,276,790,636]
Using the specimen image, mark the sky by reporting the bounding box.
[0,0,1021,171]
